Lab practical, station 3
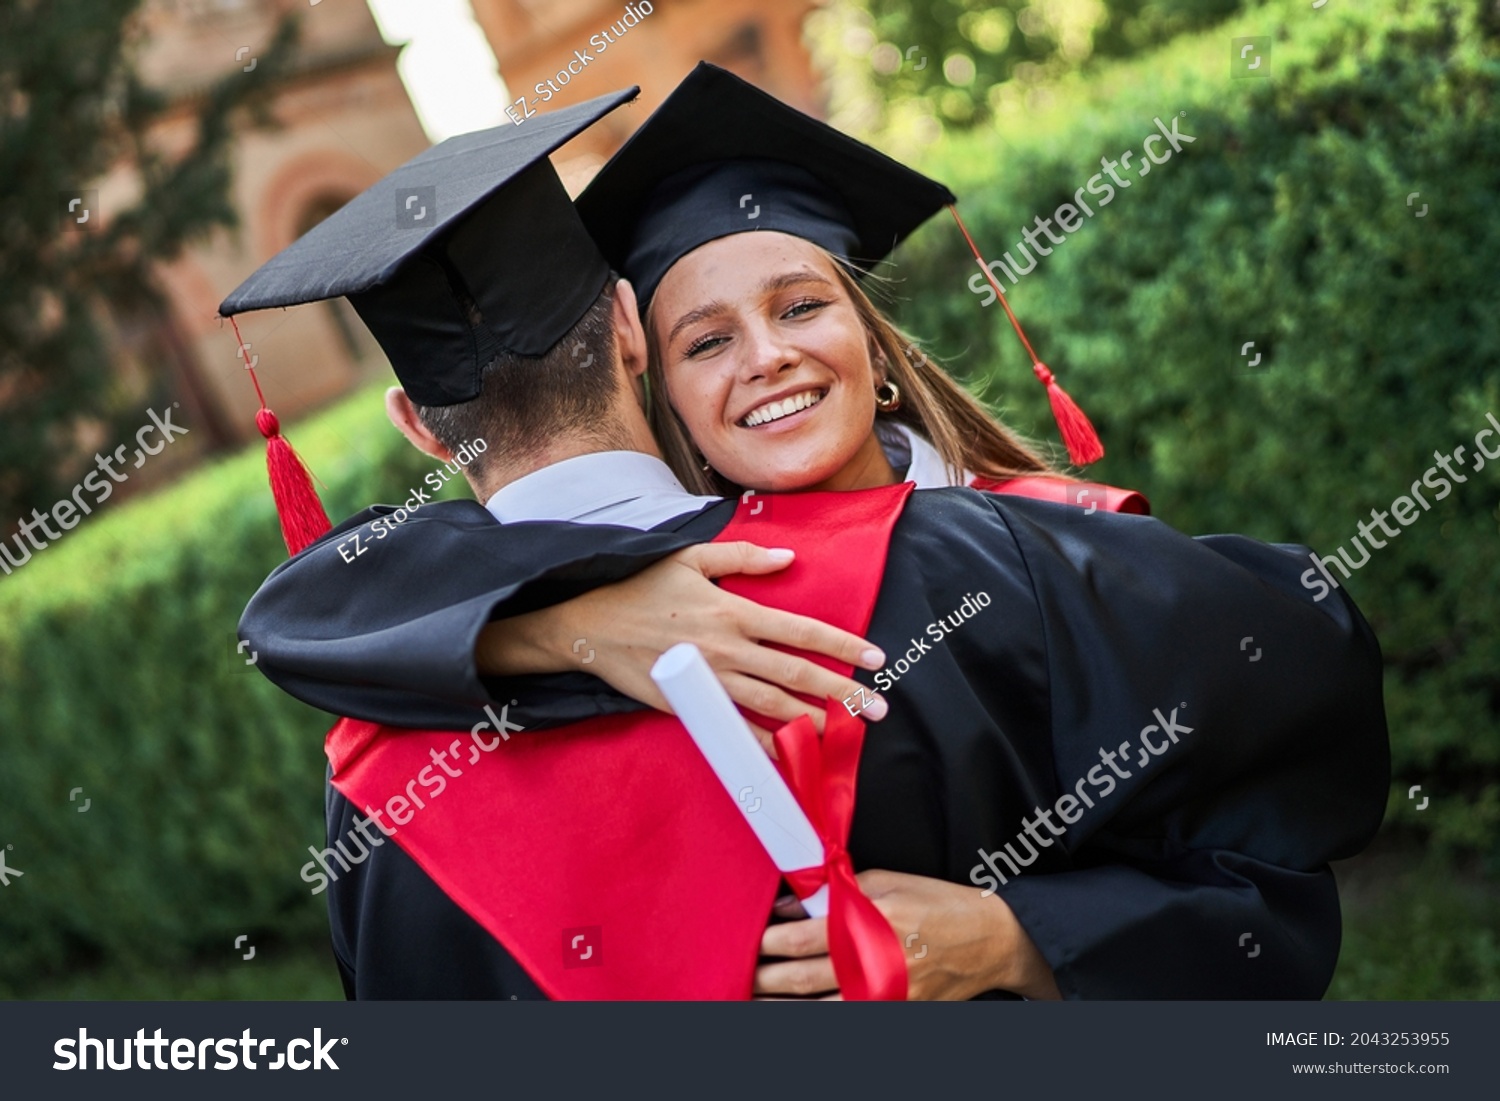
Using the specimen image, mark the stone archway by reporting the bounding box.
[256,148,385,261]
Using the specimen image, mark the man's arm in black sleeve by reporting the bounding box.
[238,499,711,727]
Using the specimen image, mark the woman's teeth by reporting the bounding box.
[741,390,824,427]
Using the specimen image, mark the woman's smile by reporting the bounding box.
[737,387,827,429]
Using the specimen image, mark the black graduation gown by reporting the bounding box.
[244,489,1389,999]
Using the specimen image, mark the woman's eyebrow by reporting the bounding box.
[664,270,836,347]
[758,270,835,296]
[666,300,730,347]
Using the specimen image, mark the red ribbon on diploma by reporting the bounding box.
[774,700,908,1001]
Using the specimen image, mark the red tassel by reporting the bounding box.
[256,407,332,556]
[1033,363,1104,466]
[946,205,1105,465]
[227,314,332,556]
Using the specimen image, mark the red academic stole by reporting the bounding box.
[324,482,914,1000]
[972,474,1150,515]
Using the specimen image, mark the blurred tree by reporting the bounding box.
[817,0,1244,134]
[0,0,297,536]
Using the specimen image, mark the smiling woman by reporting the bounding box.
[576,64,1122,504]
[650,233,898,493]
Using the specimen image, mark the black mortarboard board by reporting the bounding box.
[575,63,957,304]
[220,87,638,406]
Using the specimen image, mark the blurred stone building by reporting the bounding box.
[468,0,821,192]
[125,0,821,453]
[117,0,429,451]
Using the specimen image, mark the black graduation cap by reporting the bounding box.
[576,62,1104,466]
[575,62,957,305]
[220,87,639,407]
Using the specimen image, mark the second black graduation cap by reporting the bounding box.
[220,87,638,407]
[576,63,1104,466]
[575,63,957,304]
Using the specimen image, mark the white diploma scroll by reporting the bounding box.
[651,643,830,918]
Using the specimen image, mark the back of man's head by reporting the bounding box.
[406,275,650,494]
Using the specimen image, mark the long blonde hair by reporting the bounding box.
[645,247,1064,496]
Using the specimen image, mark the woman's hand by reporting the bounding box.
[475,542,887,745]
[754,869,1062,1001]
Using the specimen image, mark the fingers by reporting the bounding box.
[755,916,837,998]
[730,644,887,724]
[760,915,827,959]
[743,603,886,676]
[746,722,779,759]
[753,957,839,998]
[718,672,830,732]
[676,541,796,579]
[676,546,889,676]
[772,894,808,920]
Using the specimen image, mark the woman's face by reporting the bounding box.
[651,232,894,493]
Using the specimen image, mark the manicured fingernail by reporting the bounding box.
[860,648,885,668]
[768,548,795,562]
[774,895,797,909]
[865,695,889,721]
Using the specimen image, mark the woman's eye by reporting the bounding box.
[783,298,829,319]
[684,333,728,357]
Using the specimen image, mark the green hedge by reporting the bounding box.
[0,384,448,991]
[889,0,1499,856]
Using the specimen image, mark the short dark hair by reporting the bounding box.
[416,277,629,481]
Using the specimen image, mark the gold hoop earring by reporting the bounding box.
[874,379,902,413]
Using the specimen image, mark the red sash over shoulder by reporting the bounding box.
[973,474,1149,515]
[324,483,914,1000]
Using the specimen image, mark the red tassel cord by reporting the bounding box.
[947,205,1104,466]
[227,315,332,556]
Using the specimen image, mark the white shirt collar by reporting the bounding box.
[483,451,720,530]
[480,427,966,532]
[888,421,973,489]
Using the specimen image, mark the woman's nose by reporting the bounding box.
[738,319,799,382]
